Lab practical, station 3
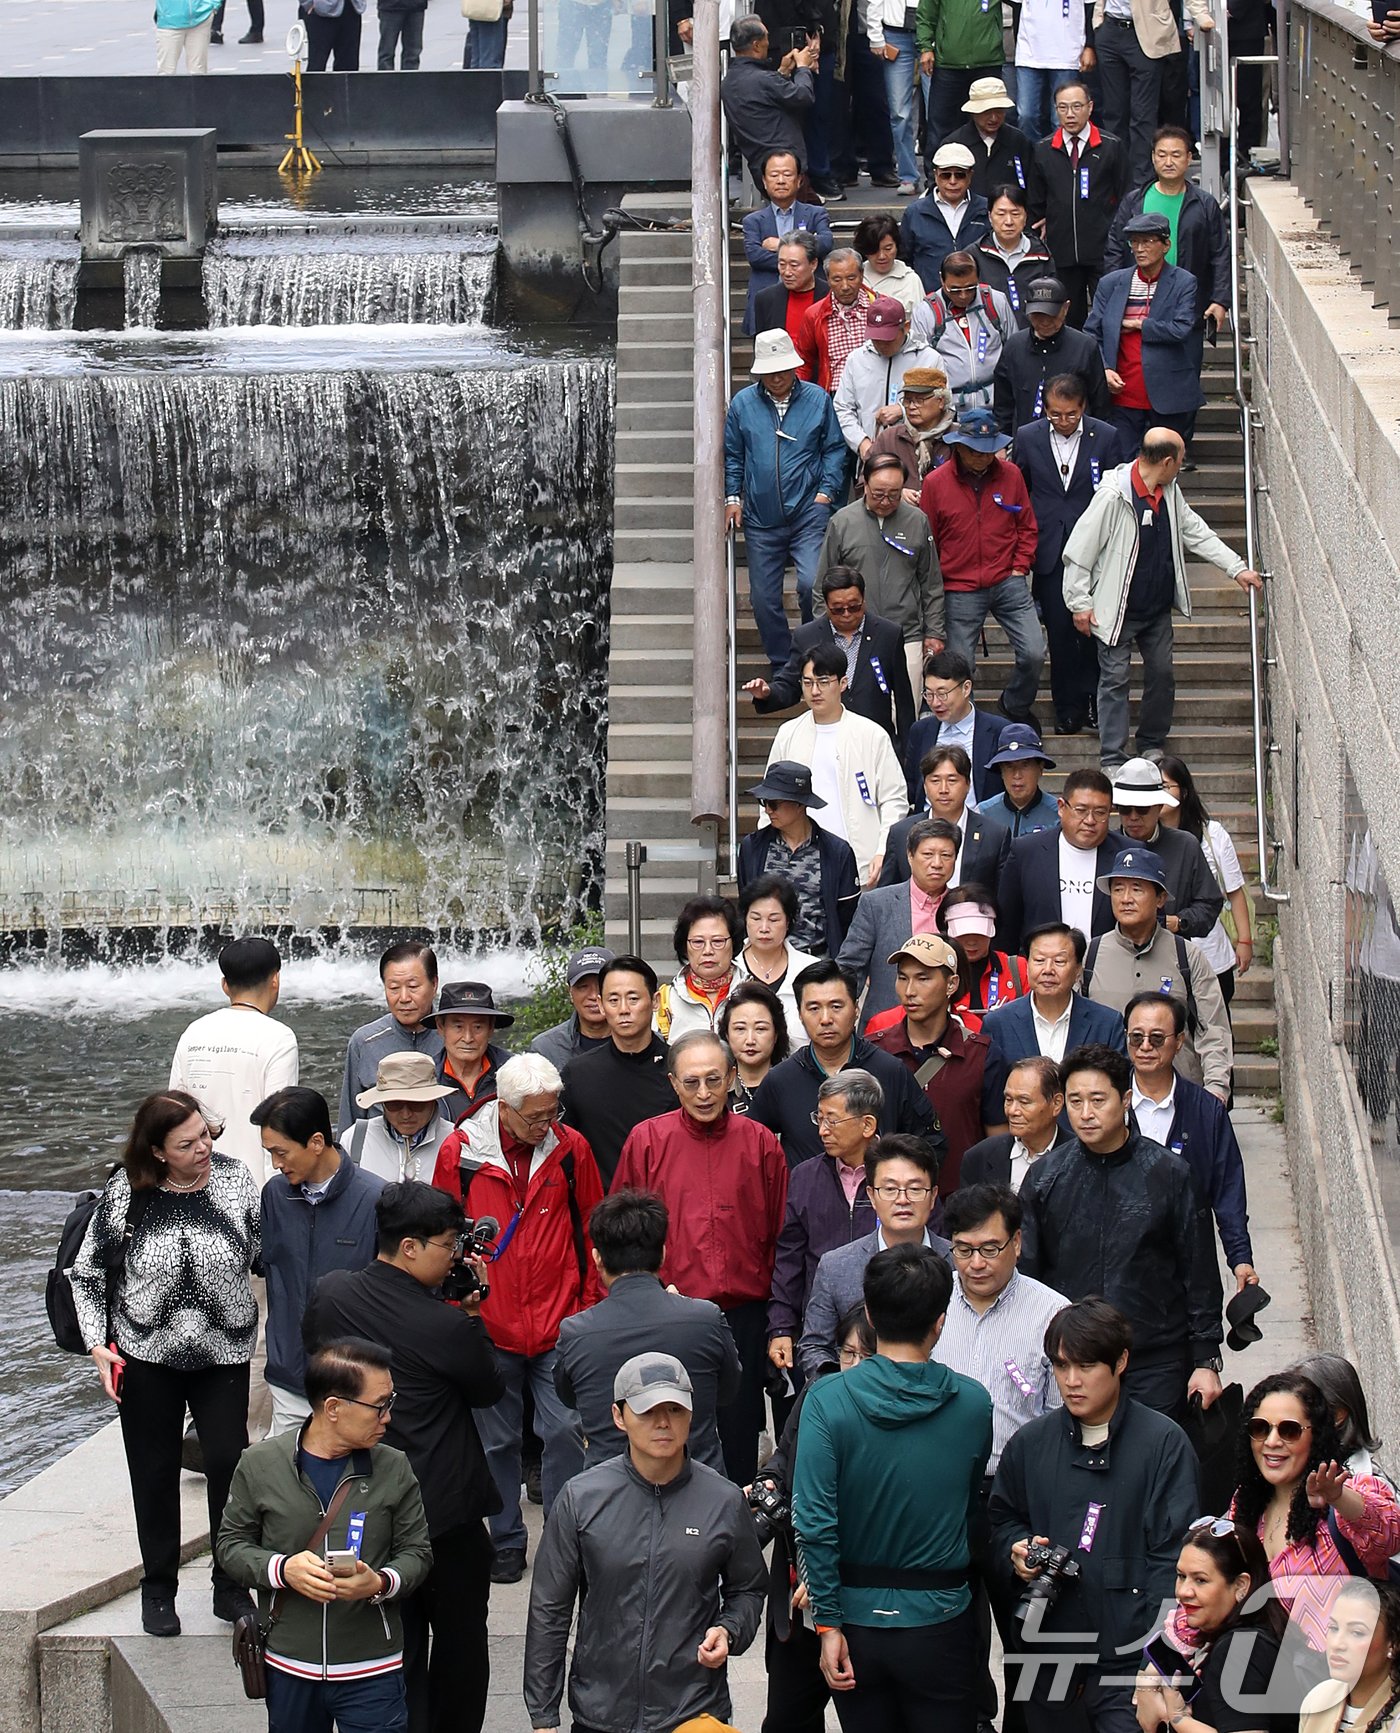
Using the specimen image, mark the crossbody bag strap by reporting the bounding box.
[268,1476,357,1629]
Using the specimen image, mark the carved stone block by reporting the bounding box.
[78,129,218,260]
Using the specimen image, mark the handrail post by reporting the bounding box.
[527,0,543,98]
[652,0,673,106]
[690,0,728,872]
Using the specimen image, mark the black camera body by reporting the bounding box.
[1016,1542,1083,1622]
[440,1215,499,1305]
[747,1478,791,1546]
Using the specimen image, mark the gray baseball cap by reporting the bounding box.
[613,1352,694,1412]
[566,946,615,987]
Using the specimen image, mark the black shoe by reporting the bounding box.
[181,1422,205,1476]
[869,171,901,187]
[809,176,846,201]
[212,1584,256,1624]
[141,1589,181,1638]
[1087,697,1099,731]
[525,1461,543,1505]
[490,1547,527,1585]
[238,28,263,39]
[209,28,224,40]
[1054,713,1086,735]
[999,697,1039,728]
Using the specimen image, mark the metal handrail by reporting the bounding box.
[1229,52,1291,904]
[721,107,739,880]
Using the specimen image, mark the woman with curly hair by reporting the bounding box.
[1230,1373,1400,1650]
[1301,1579,1400,1733]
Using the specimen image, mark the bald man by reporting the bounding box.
[1061,428,1260,771]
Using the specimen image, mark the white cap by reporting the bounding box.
[751,328,805,375]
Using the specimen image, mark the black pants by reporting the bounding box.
[717,1299,769,1485]
[212,0,265,33]
[304,5,362,68]
[762,1615,829,1733]
[377,8,425,66]
[1054,264,1101,330]
[834,1608,980,1733]
[1023,1677,1140,1733]
[1156,43,1188,126]
[970,1478,1028,1733]
[1122,1350,1191,1424]
[1233,40,1266,154]
[831,13,895,179]
[118,1355,249,1597]
[1035,560,1099,727]
[1094,19,1162,186]
[401,1521,492,1733]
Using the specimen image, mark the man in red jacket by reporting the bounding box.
[920,406,1043,725]
[611,1029,789,1484]
[796,248,877,394]
[431,1052,603,1586]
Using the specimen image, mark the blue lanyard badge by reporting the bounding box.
[345,1512,367,1558]
[975,320,989,371]
[1013,153,1025,189]
[1063,0,1070,16]
[856,771,876,807]
[1090,456,1101,485]
[881,532,916,558]
[1033,377,1045,419]
[1079,165,1090,200]
[1007,277,1020,311]
[870,655,890,695]
[992,492,1023,513]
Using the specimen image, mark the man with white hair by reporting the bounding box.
[431,1052,605,1586]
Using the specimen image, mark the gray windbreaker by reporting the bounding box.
[523,1452,766,1733]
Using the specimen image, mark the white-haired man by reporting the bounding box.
[431,1052,606,1586]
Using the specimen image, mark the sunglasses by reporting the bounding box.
[1247,1417,1309,1443]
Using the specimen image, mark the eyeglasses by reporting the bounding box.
[1127,1030,1171,1049]
[760,799,790,812]
[826,600,864,616]
[810,1111,860,1130]
[865,486,904,503]
[871,1182,933,1200]
[1062,802,1111,821]
[936,168,970,179]
[507,1104,558,1127]
[800,675,842,690]
[338,1390,398,1419]
[1056,98,1090,112]
[420,1233,460,1252]
[1189,1515,1237,1538]
[1247,1417,1310,1443]
[924,682,970,704]
[687,936,732,951]
[837,1344,865,1367]
[950,1237,1014,1262]
[676,1073,730,1093]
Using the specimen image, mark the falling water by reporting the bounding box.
[122,251,162,329]
[0,247,79,330]
[204,236,497,327]
[0,347,615,940]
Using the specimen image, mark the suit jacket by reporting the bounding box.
[1134,824,1225,941]
[836,881,931,1026]
[979,992,1128,1125]
[1159,1073,1253,1270]
[743,199,833,333]
[1085,262,1205,416]
[755,611,916,746]
[959,1124,1070,1190]
[903,708,1005,806]
[878,810,1012,902]
[1014,414,1123,575]
[797,1227,953,1379]
[997,825,1130,955]
[753,272,831,348]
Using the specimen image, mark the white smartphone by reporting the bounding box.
[325,1550,359,1578]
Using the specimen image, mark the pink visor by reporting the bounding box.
[943,903,996,938]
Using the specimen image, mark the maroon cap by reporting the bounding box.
[865,295,906,335]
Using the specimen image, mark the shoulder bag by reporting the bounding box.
[232,1478,355,1699]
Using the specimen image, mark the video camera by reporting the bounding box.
[1016,1542,1083,1623]
[440,1215,500,1305]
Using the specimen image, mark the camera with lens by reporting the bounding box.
[747,1478,791,1547]
[1016,1542,1082,1622]
[440,1215,499,1306]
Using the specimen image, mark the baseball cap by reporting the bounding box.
[1095,846,1170,894]
[1025,275,1069,314]
[865,295,906,336]
[886,933,960,971]
[613,1352,694,1413]
[932,142,977,170]
[566,946,615,987]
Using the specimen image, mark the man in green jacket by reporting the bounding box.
[918,0,1007,153]
[218,1337,433,1732]
[793,1242,994,1732]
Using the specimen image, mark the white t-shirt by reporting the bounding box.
[1194,818,1247,975]
[1016,0,1087,69]
[170,1006,299,1190]
[810,723,847,839]
[1058,835,1098,943]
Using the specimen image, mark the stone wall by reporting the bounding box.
[1247,179,1400,1437]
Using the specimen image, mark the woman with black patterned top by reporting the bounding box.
[71,1089,261,1638]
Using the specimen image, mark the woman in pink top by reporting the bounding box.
[1229,1373,1400,1652]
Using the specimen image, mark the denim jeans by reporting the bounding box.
[463,13,506,64]
[1015,64,1079,139]
[557,0,612,68]
[880,27,921,182]
[743,499,830,671]
[377,7,424,67]
[475,1347,584,1551]
[1095,608,1175,767]
[266,1667,408,1733]
[944,577,1046,716]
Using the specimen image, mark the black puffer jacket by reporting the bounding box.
[1017,1131,1223,1362]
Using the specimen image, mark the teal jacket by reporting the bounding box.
[792,1353,993,1629]
[155,0,220,27]
[216,1427,433,1680]
[915,0,1004,68]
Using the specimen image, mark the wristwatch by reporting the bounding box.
[1193,1356,1224,1374]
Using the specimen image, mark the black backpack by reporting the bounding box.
[46,1176,153,1355]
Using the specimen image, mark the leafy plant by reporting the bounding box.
[508,914,606,1047]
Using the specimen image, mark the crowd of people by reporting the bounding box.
[57,889,1394,1733]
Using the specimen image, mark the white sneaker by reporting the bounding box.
[897,179,918,195]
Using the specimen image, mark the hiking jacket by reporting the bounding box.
[724,378,848,530]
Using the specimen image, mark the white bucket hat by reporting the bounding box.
[962,76,1015,114]
[751,328,805,376]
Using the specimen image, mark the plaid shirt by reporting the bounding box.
[826,292,873,392]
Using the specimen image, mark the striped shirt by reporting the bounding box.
[933,1269,1069,1471]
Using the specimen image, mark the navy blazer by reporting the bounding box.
[878,810,1012,900]
[1084,262,1205,416]
[903,707,1005,807]
[979,992,1128,1126]
[958,1124,1070,1190]
[756,610,916,746]
[1154,1073,1253,1270]
[742,201,835,335]
[1014,415,1123,574]
[997,825,1130,955]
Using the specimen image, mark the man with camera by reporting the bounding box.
[524,1353,767,1733]
[302,1182,503,1733]
[988,1297,1200,1733]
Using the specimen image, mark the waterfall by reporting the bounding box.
[0,353,615,939]
[203,239,496,327]
[0,249,79,330]
[123,252,163,329]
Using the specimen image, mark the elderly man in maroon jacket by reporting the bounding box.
[612,1029,788,1484]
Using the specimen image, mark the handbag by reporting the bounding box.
[232,1479,355,1700]
[461,0,503,21]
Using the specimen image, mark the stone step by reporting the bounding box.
[618,283,696,315]
[616,398,693,434]
[607,721,696,759]
[618,343,695,375]
[604,796,709,840]
[1235,1056,1279,1092]
[615,461,700,498]
[614,526,695,562]
[608,685,697,723]
[616,428,695,466]
[615,495,695,532]
[620,253,694,287]
[611,615,699,649]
